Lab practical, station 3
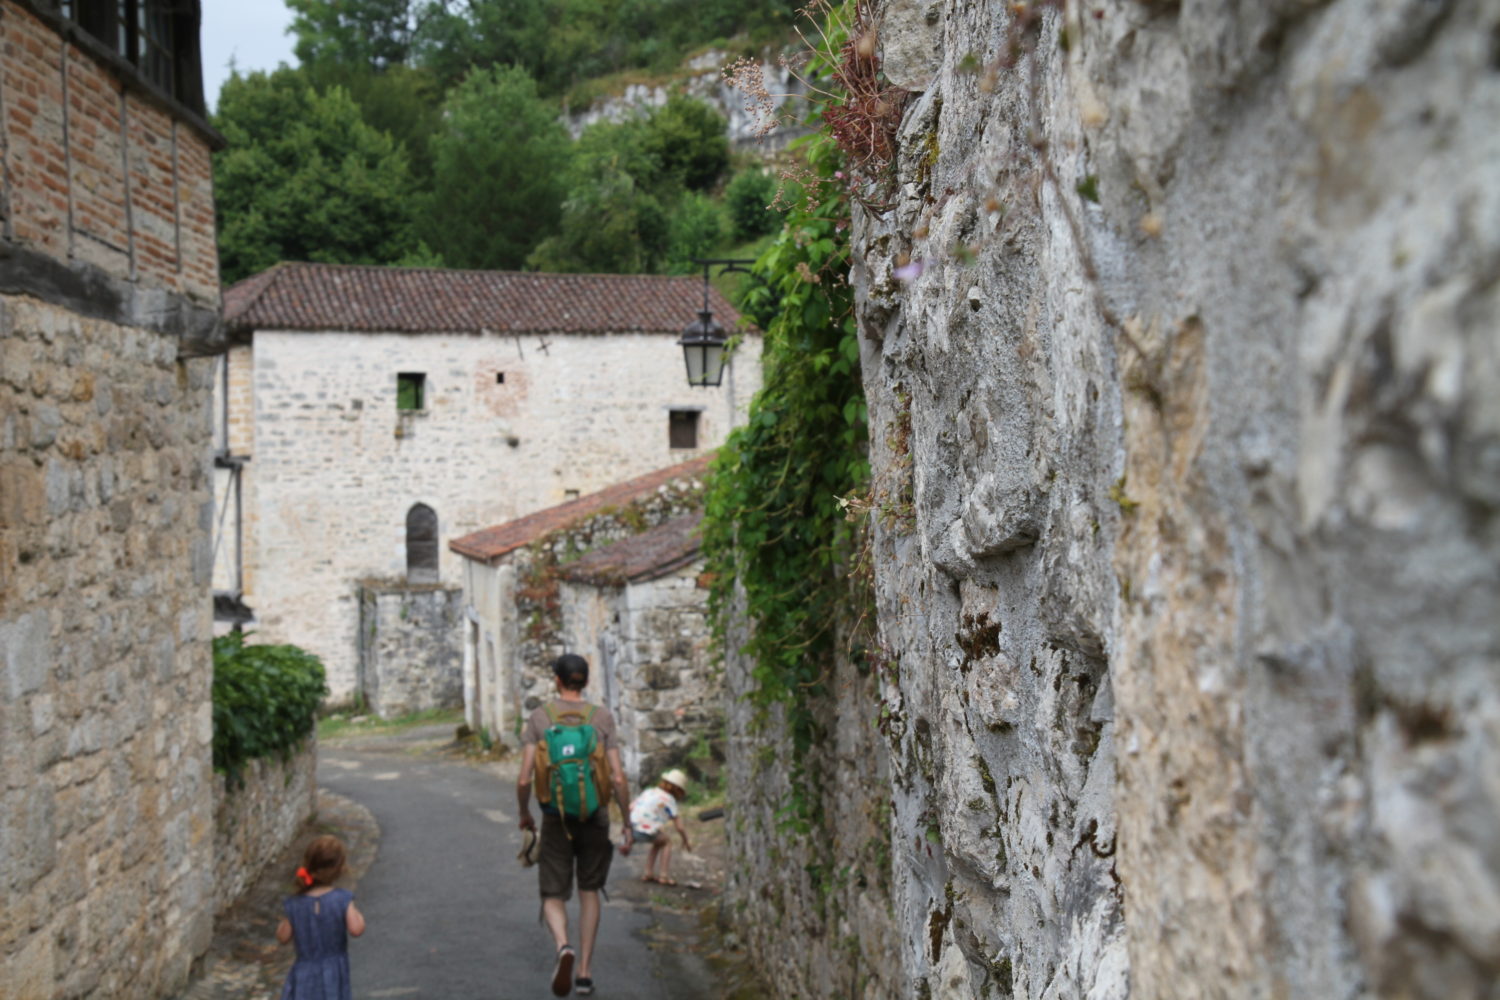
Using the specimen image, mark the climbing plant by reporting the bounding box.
[212,632,328,786]
[701,8,873,823]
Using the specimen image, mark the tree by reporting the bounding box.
[665,192,726,274]
[213,68,424,284]
[286,0,428,70]
[642,97,729,192]
[418,65,572,270]
[525,117,671,274]
[528,169,669,274]
[302,61,444,186]
[415,0,551,91]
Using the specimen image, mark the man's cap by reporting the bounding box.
[661,768,689,792]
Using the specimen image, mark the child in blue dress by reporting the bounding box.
[276,835,366,1000]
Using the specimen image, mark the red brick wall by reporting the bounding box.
[0,0,219,302]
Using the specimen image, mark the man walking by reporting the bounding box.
[517,653,632,996]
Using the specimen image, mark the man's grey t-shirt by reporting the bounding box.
[522,698,619,751]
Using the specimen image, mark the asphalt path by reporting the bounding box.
[319,730,712,1000]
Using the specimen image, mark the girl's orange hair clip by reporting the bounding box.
[296,867,314,887]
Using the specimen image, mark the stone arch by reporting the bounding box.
[406,503,439,583]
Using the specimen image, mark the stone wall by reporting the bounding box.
[0,296,218,998]
[358,583,465,718]
[508,483,707,721]
[722,613,904,999]
[236,328,760,700]
[0,4,224,994]
[836,1,1500,998]
[560,566,717,785]
[212,741,317,913]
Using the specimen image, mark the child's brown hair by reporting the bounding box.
[294,835,347,893]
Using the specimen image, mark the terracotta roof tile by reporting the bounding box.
[558,513,703,587]
[222,262,742,335]
[449,454,713,563]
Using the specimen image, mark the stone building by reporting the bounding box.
[0,0,226,994]
[218,263,759,705]
[558,513,715,784]
[450,455,711,749]
[727,2,1500,999]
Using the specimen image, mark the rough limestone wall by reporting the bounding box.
[723,610,904,999]
[854,1,1500,998]
[357,584,465,717]
[212,741,317,913]
[0,298,217,998]
[560,568,717,784]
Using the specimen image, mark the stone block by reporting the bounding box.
[642,663,681,690]
[1,928,55,1000]
[0,461,46,529]
[2,610,51,699]
[2,783,58,892]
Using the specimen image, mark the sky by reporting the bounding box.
[200,0,300,111]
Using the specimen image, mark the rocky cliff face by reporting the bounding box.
[565,50,811,151]
[849,1,1500,997]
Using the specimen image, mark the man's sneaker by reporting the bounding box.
[575,977,595,996]
[551,945,576,996]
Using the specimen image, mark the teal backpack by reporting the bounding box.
[537,703,610,821]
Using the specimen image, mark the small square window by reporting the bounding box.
[669,410,700,450]
[397,373,425,411]
[496,372,506,384]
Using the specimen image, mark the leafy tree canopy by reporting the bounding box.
[418,65,572,270]
[213,68,424,284]
[528,169,668,275]
[287,0,428,70]
[642,96,730,192]
[301,61,445,185]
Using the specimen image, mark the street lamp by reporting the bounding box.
[679,258,755,388]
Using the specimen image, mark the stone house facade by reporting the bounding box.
[558,513,715,785]
[450,455,710,749]
[0,1,226,995]
[219,263,759,705]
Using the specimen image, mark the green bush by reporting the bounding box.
[212,632,328,784]
[725,169,782,240]
[642,96,729,191]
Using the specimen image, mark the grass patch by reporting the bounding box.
[318,707,464,742]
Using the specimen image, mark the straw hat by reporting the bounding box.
[661,769,690,793]
[517,827,540,867]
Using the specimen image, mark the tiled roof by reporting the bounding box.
[222,261,743,335]
[448,454,713,563]
[558,513,703,587]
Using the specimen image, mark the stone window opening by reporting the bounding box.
[669,409,701,450]
[397,372,426,412]
[406,504,439,583]
[496,372,506,384]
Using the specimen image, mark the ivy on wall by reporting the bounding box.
[701,55,871,822]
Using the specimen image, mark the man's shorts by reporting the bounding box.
[538,809,613,900]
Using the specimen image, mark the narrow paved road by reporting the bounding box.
[319,728,716,999]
